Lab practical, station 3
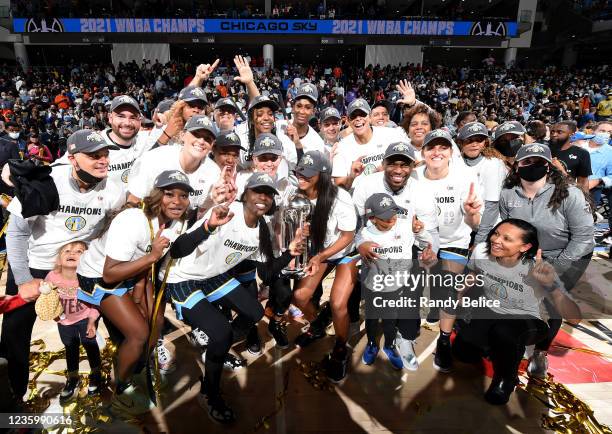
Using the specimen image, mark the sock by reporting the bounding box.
[439,331,451,344]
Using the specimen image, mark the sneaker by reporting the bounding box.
[88,372,102,395]
[156,340,176,374]
[311,302,333,331]
[197,376,235,424]
[484,376,517,405]
[268,319,289,349]
[361,341,379,365]
[396,332,419,371]
[325,348,349,383]
[433,337,453,373]
[189,328,210,347]
[110,383,154,416]
[527,350,548,378]
[288,305,304,319]
[59,376,80,405]
[246,327,262,355]
[224,353,246,371]
[295,327,326,348]
[382,345,404,370]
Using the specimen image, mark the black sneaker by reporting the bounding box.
[246,327,262,355]
[197,376,235,424]
[484,376,517,405]
[295,327,326,348]
[433,337,453,373]
[88,372,102,395]
[223,353,246,371]
[325,349,349,383]
[268,319,289,349]
[59,376,80,405]
[311,302,333,331]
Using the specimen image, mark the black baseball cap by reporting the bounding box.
[493,121,526,141]
[295,83,318,104]
[184,115,217,136]
[514,143,553,164]
[154,170,194,192]
[248,95,280,112]
[364,193,405,220]
[422,129,454,148]
[320,107,341,122]
[457,122,489,141]
[253,133,283,156]
[214,97,238,112]
[347,98,371,116]
[179,86,208,103]
[110,95,140,113]
[384,142,416,162]
[215,131,245,150]
[295,151,330,178]
[156,99,174,114]
[67,129,119,154]
[245,172,280,196]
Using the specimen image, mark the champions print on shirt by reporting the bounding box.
[58,202,103,232]
[223,239,258,265]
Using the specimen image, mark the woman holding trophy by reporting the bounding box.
[291,151,359,383]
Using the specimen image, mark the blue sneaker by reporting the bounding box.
[383,345,404,370]
[361,341,379,365]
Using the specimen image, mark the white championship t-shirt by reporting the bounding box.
[466,157,507,202]
[128,145,220,209]
[332,126,406,181]
[101,129,141,193]
[415,165,481,249]
[7,165,125,270]
[165,202,262,283]
[78,209,185,278]
[355,218,416,261]
[276,121,326,154]
[310,187,357,260]
[351,171,438,232]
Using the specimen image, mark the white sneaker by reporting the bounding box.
[396,331,419,371]
[188,328,210,347]
[201,350,246,371]
[156,340,176,374]
[527,350,548,378]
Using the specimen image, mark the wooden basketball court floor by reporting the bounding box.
[1,255,611,434]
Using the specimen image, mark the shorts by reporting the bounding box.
[77,275,136,306]
[438,247,470,266]
[326,250,360,266]
[165,273,241,320]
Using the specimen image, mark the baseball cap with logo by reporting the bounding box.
[184,115,217,136]
[319,107,341,123]
[364,193,405,220]
[154,170,194,192]
[514,143,553,164]
[383,142,416,162]
[457,122,489,141]
[215,131,245,150]
[493,121,526,141]
[248,95,280,112]
[423,129,454,148]
[67,129,119,154]
[253,133,283,156]
[245,172,280,196]
[570,131,595,142]
[347,98,371,116]
[295,83,319,104]
[295,151,330,178]
[156,99,175,114]
[179,86,208,103]
[214,97,238,112]
[110,95,141,113]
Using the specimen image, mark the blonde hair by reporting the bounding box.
[54,241,88,273]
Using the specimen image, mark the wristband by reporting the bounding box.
[162,130,172,140]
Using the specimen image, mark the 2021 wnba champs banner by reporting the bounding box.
[13,18,517,37]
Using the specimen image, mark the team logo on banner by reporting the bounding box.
[25,18,64,32]
[65,216,86,231]
[470,21,506,37]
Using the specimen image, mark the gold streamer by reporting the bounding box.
[550,344,612,359]
[26,338,118,433]
[298,361,334,392]
[251,369,291,432]
[519,373,612,434]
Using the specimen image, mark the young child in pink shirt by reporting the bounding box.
[45,241,102,404]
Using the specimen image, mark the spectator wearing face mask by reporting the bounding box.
[0,122,26,162]
[585,122,612,244]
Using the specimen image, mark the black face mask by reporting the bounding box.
[495,138,523,158]
[75,164,105,185]
[517,161,548,182]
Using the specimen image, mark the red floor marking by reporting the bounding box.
[460,330,612,384]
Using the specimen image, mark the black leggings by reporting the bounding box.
[454,315,549,379]
[536,253,592,351]
[57,319,101,375]
[182,284,263,397]
[0,266,49,399]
